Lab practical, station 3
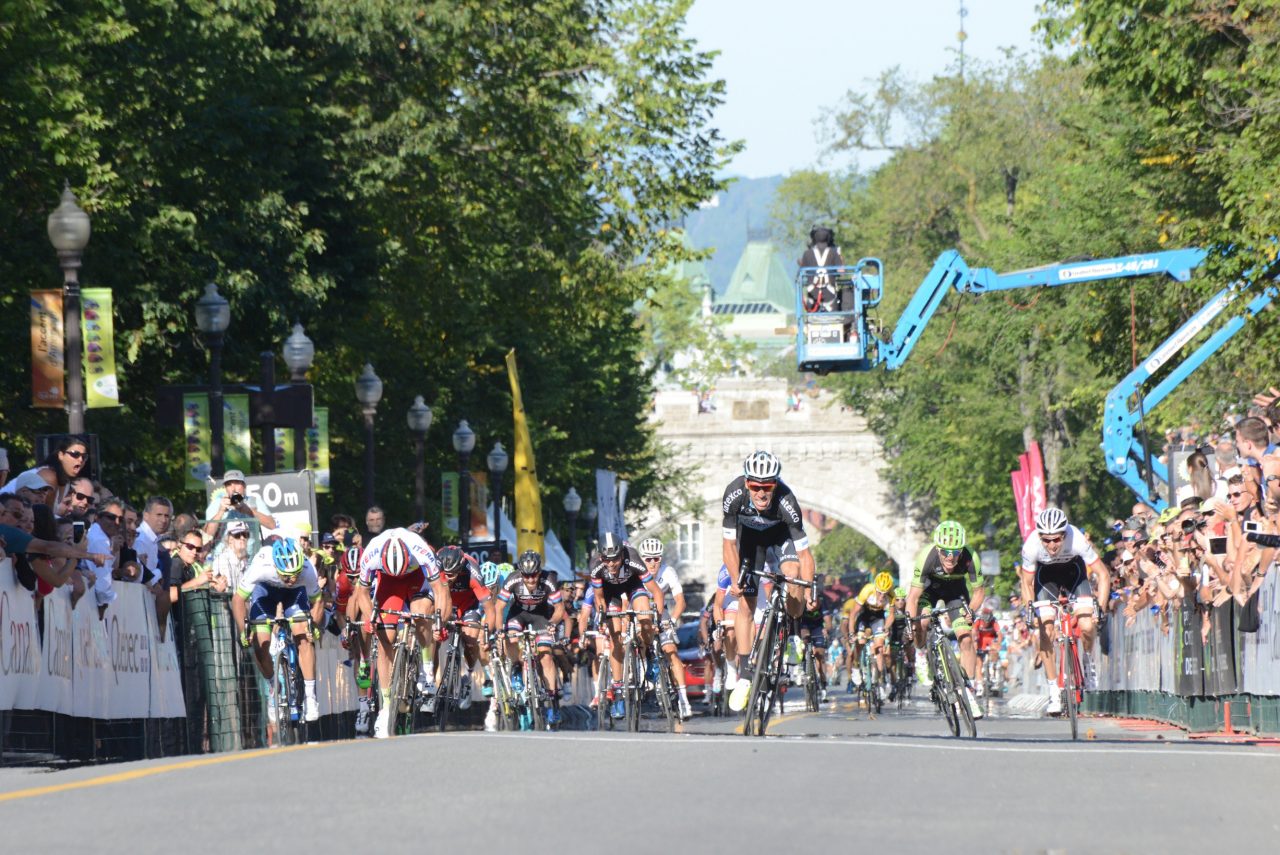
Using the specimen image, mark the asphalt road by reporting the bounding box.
[3,691,1278,854]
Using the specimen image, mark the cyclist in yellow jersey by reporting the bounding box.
[847,572,896,699]
[839,594,860,692]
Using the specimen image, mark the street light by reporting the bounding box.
[407,395,433,521]
[47,183,91,435]
[354,363,382,509]
[282,322,315,471]
[452,420,476,547]
[583,498,597,554]
[194,282,231,477]
[563,487,582,576]
[487,441,509,550]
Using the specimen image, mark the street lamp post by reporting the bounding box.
[354,364,383,509]
[282,322,315,472]
[452,420,476,548]
[407,396,433,522]
[194,282,231,477]
[583,498,598,555]
[487,441,509,549]
[47,184,91,435]
[563,487,582,576]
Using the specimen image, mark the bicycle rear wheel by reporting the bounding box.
[1063,637,1079,741]
[435,641,457,733]
[623,646,641,733]
[804,647,819,712]
[595,656,611,731]
[941,640,976,738]
[929,645,959,736]
[655,656,676,731]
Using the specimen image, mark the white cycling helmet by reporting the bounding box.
[639,537,664,558]
[743,450,781,482]
[1035,507,1068,535]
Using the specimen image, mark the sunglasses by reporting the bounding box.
[180,542,203,551]
[939,547,963,557]
[1040,535,1065,544]
[746,481,776,493]
[1228,491,1245,499]
[229,532,249,540]
[62,450,86,460]
[98,511,121,524]
[642,556,661,562]
[72,490,96,505]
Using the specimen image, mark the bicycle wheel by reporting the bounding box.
[530,669,547,732]
[390,635,417,734]
[929,645,960,736]
[623,645,641,733]
[655,655,676,731]
[435,641,457,733]
[275,648,299,745]
[743,608,779,736]
[756,621,787,735]
[804,647,820,712]
[596,656,612,731]
[941,640,976,738]
[1063,637,1079,741]
[870,658,883,715]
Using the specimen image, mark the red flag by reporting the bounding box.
[1026,441,1048,516]
[1011,467,1032,539]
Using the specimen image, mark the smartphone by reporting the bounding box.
[1209,536,1228,555]
[1243,520,1261,534]
[72,520,86,543]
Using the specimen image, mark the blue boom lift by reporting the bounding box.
[795,248,1277,510]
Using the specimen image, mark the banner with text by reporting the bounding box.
[224,393,252,474]
[273,408,330,493]
[81,287,120,408]
[29,290,65,409]
[183,393,212,490]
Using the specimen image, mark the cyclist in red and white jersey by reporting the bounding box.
[1019,507,1109,714]
[353,527,451,738]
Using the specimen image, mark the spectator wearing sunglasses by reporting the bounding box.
[18,436,90,510]
[210,521,252,593]
[58,475,96,517]
[83,496,126,613]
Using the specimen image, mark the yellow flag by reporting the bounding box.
[506,349,545,557]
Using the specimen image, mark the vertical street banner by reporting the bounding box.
[272,408,329,492]
[1025,441,1048,516]
[1011,466,1032,540]
[80,287,120,408]
[506,349,545,556]
[595,469,629,544]
[224,393,252,474]
[470,471,491,539]
[273,427,293,473]
[183,393,212,490]
[441,472,459,537]
[30,290,65,408]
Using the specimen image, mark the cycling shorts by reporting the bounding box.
[248,584,310,627]
[374,568,432,625]
[854,612,886,638]
[659,621,679,648]
[1033,556,1095,618]
[506,610,555,646]
[734,528,798,597]
[454,604,486,626]
[799,623,827,649]
[921,596,972,634]
[600,575,652,611]
[920,579,972,632]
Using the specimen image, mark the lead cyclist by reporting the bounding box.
[1018,507,1110,715]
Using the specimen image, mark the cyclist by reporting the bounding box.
[231,538,325,723]
[576,582,607,707]
[435,545,498,712]
[886,586,913,699]
[722,451,816,711]
[847,571,895,701]
[498,550,567,725]
[797,579,829,703]
[353,527,450,739]
[334,545,375,733]
[640,537,693,719]
[1019,507,1109,715]
[906,520,985,720]
[973,599,1001,698]
[591,532,665,720]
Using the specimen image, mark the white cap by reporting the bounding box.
[1175,484,1198,506]
[9,469,53,494]
[1120,550,1134,562]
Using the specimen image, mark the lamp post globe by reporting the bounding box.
[452,420,477,547]
[487,442,508,551]
[564,487,582,573]
[193,282,231,477]
[486,441,509,476]
[452,420,476,455]
[282,322,315,382]
[194,282,231,335]
[407,396,433,434]
[48,184,91,435]
[355,364,382,509]
[354,363,383,410]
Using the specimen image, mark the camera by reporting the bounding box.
[1181,518,1207,534]
[229,493,245,504]
[1246,531,1280,548]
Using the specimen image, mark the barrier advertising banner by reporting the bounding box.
[81,287,120,408]
[30,289,65,408]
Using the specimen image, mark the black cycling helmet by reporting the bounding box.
[599,531,624,561]
[438,544,465,576]
[516,550,542,576]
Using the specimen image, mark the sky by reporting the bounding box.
[684,0,1047,179]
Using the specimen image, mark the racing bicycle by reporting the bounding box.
[1037,594,1085,740]
[911,604,977,738]
[741,568,815,737]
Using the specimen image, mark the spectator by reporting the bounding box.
[18,435,89,509]
[171,529,220,595]
[1235,416,1274,481]
[0,506,109,577]
[210,520,251,592]
[1185,451,1215,505]
[84,496,128,614]
[202,470,276,561]
[114,503,145,584]
[58,475,96,517]
[365,505,386,537]
[136,496,172,586]
[798,226,846,313]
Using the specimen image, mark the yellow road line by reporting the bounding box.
[734,707,816,735]
[0,743,321,803]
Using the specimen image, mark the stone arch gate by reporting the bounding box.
[641,377,926,590]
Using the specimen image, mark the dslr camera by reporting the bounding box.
[1246,530,1280,549]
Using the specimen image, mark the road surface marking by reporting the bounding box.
[0,743,321,803]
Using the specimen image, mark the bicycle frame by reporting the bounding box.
[741,568,815,737]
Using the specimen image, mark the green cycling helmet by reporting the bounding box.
[932,520,967,550]
[893,587,907,600]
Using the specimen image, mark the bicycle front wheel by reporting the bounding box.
[655,656,676,731]
[435,643,457,733]
[743,610,779,736]
[623,646,642,733]
[804,648,819,713]
[1063,637,1079,741]
[941,640,976,738]
[276,649,300,745]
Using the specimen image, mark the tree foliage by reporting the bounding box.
[0,0,735,525]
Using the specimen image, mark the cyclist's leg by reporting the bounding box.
[950,600,977,681]
[631,584,657,652]
[247,586,280,680]
[774,539,808,619]
[1033,572,1063,670]
[1069,561,1098,647]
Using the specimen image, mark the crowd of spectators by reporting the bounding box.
[1091,389,1280,639]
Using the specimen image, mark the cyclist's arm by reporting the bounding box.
[722,538,741,591]
[230,589,248,637]
[1019,564,1035,613]
[644,577,665,617]
[905,586,922,619]
[482,594,498,634]
[1087,558,1110,610]
[713,587,725,623]
[430,571,451,619]
[551,601,567,631]
[797,546,816,587]
[967,582,984,616]
[670,591,686,624]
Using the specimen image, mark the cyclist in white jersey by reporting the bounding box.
[639,538,693,719]
[1019,507,1110,714]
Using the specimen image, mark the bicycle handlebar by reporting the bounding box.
[905,603,973,622]
[744,568,816,590]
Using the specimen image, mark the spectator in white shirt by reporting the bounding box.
[211,520,251,592]
[84,497,125,614]
[137,495,176,639]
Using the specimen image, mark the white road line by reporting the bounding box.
[454,730,1279,758]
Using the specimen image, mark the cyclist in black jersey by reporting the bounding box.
[722,451,817,707]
